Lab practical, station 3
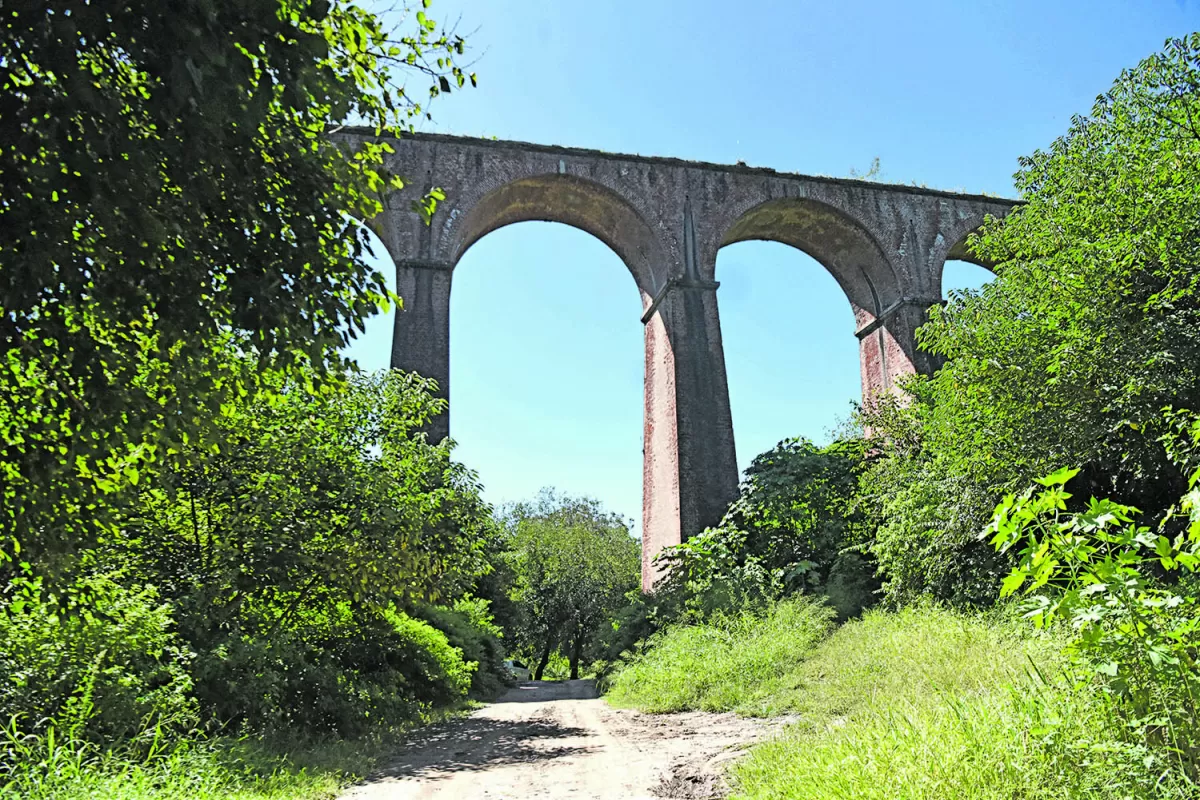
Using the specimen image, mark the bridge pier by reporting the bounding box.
[641,279,739,590]
[391,259,453,442]
[855,298,946,403]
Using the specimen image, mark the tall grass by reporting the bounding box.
[606,604,1194,798]
[605,598,836,714]
[0,719,400,800]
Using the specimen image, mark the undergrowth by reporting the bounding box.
[604,598,835,714]
[606,604,1194,798]
[0,715,462,800]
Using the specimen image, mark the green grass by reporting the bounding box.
[606,603,1194,799]
[0,721,444,800]
[605,598,836,714]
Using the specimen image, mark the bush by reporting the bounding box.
[382,608,475,707]
[989,463,1200,778]
[0,573,196,745]
[413,598,510,699]
[605,598,835,714]
[655,438,876,622]
[192,605,474,738]
[862,440,1011,607]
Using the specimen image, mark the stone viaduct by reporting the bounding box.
[341,129,1017,589]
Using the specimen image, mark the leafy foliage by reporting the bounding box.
[413,599,510,700]
[0,572,196,746]
[655,438,875,621]
[502,492,640,680]
[863,34,1200,605]
[192,604,476,738]
[0,0,506,791]
[989,463,1200,775]
[0,0,475,557]
[1,367,503,744]
[122,367,493,628]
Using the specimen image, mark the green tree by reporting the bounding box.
[863,34,1200,605]
[504,492,640,680]
[658,438,875,620]
[122,367,494,627]
[0,0,474,559]
[1,365,500,739]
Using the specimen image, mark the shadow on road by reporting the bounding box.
[372,715,594,780]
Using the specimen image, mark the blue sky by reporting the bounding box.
[347,0,1200,532]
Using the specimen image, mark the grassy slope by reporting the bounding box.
[605,599,836,714]
[607,601,1183,799]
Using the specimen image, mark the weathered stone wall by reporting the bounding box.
[338,130,1016,590]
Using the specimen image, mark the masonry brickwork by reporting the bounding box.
[338,130,1017,591]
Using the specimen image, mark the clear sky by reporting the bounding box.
[347,0,1200,532]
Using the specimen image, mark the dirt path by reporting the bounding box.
[341,680,780,800]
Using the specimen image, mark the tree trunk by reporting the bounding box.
[533,638,552,681]
[569,625,584,680]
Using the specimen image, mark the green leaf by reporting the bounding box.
[1000,569,1027,597]
[1036,467,1079,487]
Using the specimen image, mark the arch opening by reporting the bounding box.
[341,220,400,372]
[942,259,996,300]
[448,174,662,304]
[715,240,862,474]
[945,229,994,271]
[941,228,998,301]
[718,197,902,322]
[449,220,646,535]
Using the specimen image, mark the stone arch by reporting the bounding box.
[934,212,1001,297]
[717,197,904,320]
[714,197,921,406]
[440,174,665,305]
[944,229,992,269]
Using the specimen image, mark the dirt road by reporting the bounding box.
[341,680,779,800]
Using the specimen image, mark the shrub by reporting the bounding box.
[413,598,510,699]
[0,572,196,746]
[649,438,876,628]
[381,608,475,707]
[989,465,1200,776]
[193,605,474,737]
[862,440,1010,607]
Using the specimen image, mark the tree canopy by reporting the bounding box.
[864,33,1200,605]
[0,0,474,556]
[502,492,640,680]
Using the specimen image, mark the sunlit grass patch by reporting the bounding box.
[604,598,835,714]
[607,604,1189,798]
[0,723,407,800]
[729,678,1164,800]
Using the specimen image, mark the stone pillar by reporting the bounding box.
[855,298,943,404]
[641,279,740,591]
[391,260,453,442]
